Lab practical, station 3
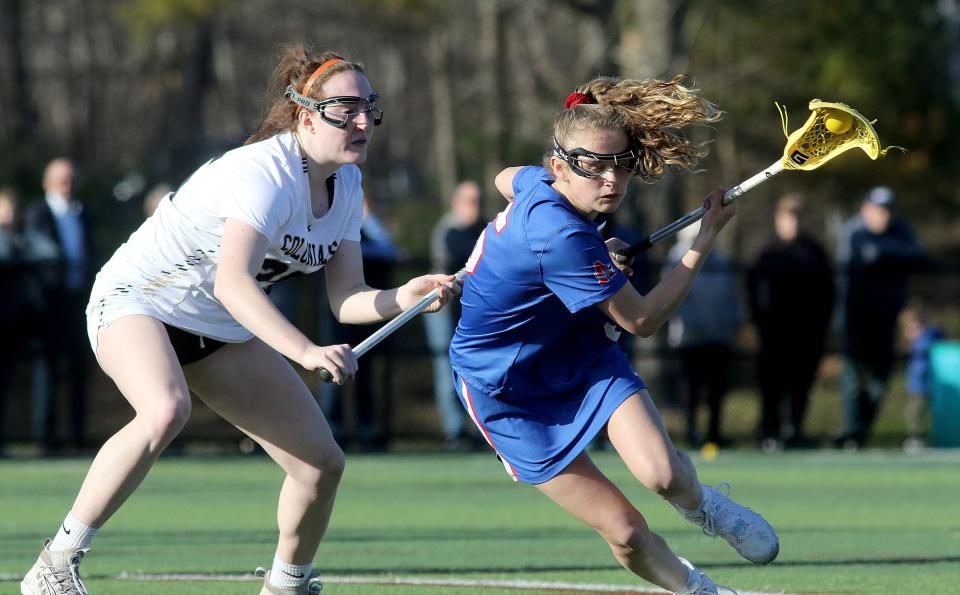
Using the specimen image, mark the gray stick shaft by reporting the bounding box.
[318,269,467,382]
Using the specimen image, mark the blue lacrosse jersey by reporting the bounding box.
[450,166,628,398]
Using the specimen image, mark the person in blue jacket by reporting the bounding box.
[899,299,946,450]
[835,186,926,449]
[449,77,779,595]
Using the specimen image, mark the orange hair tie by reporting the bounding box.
[296,58,344,115]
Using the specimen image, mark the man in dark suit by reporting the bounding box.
[25,158,96,453]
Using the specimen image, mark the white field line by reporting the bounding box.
[2,572,789,594]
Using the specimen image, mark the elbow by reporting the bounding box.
[616,319,654,338]
[634,321,659,338]
[213,272,248,309]
[212,276,231,304]
[494,170,514,200]
[625,314,664,338]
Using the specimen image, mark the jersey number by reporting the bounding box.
[465,202,513,274]
[256,259,304,285]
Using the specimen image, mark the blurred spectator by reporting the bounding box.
[426,181,486,450]
[0,187,24,453]
[25,158,96,453]
[898,299,946,451]
[1,187,56,453]
[835,186,926,449]
[665,223,743,448]
[747,194,834,450]
[319,194,401,451]
[143,183,172,218]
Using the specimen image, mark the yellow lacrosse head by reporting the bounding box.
[780,100,882,171]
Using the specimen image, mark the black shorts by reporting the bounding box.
[163,323,226,365]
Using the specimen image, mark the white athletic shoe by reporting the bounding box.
[20,539,90,595]
[675,482,780,565]
[675,558,737,595]
[256,567,323,594]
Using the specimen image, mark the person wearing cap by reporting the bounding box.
[20,45,459,595]
[834,186,926,449]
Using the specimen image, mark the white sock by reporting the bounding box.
[49,513,98,552]
[270,552,312,589]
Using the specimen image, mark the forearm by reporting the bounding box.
[215,276,313,365]
[331,284,402,324]
[640,236,714,332]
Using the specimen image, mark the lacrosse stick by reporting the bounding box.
[318,269,466,383]
[620,100,897,257]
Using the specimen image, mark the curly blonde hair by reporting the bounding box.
[550,76,721,180]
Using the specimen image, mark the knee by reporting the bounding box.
[139,393,192,448]
[292,447,346,491]
[601,514,654,558]
[647,451,694,498]
[647,468,679,498]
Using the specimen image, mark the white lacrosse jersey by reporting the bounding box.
[91,131,363,342]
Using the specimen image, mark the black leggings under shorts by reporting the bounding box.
[163,323,226,365]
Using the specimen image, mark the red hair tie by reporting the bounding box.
[564,92,593,109]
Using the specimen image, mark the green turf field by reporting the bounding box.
[2,449,959,594]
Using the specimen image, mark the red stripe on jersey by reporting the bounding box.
[461,379,519,481]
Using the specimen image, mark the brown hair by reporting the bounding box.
[245,44,366,145]
[550,76,721,180]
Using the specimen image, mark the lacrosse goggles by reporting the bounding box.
[552,137,642,179]
[285,85,384,129]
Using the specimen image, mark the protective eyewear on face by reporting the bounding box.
[553,137,640,179]
[285,85,384,128]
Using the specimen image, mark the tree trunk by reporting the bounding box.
[426,29,458,201]
[478,0,505,202]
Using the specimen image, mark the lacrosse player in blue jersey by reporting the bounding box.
[450,77,779,595]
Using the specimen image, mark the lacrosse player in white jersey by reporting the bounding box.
[21,45,458,595]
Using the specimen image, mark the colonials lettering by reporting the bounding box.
[281,234,339,266]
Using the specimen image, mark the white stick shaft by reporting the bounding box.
[724,160,785,202]
[643,160,784,248]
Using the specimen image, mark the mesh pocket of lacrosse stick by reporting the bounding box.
[777,100,899,171]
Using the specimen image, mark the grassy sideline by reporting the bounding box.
[2,450,959,594]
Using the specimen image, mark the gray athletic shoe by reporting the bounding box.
[256,567,323,594]
[675,558,737,595]
[675,482,780,565]
[20,539,90,595]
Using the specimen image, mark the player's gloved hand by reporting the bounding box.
[301,343,357,385]
[398,273,460,313]
[605,237,634,277]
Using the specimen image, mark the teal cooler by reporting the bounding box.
[930,341,960,448]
